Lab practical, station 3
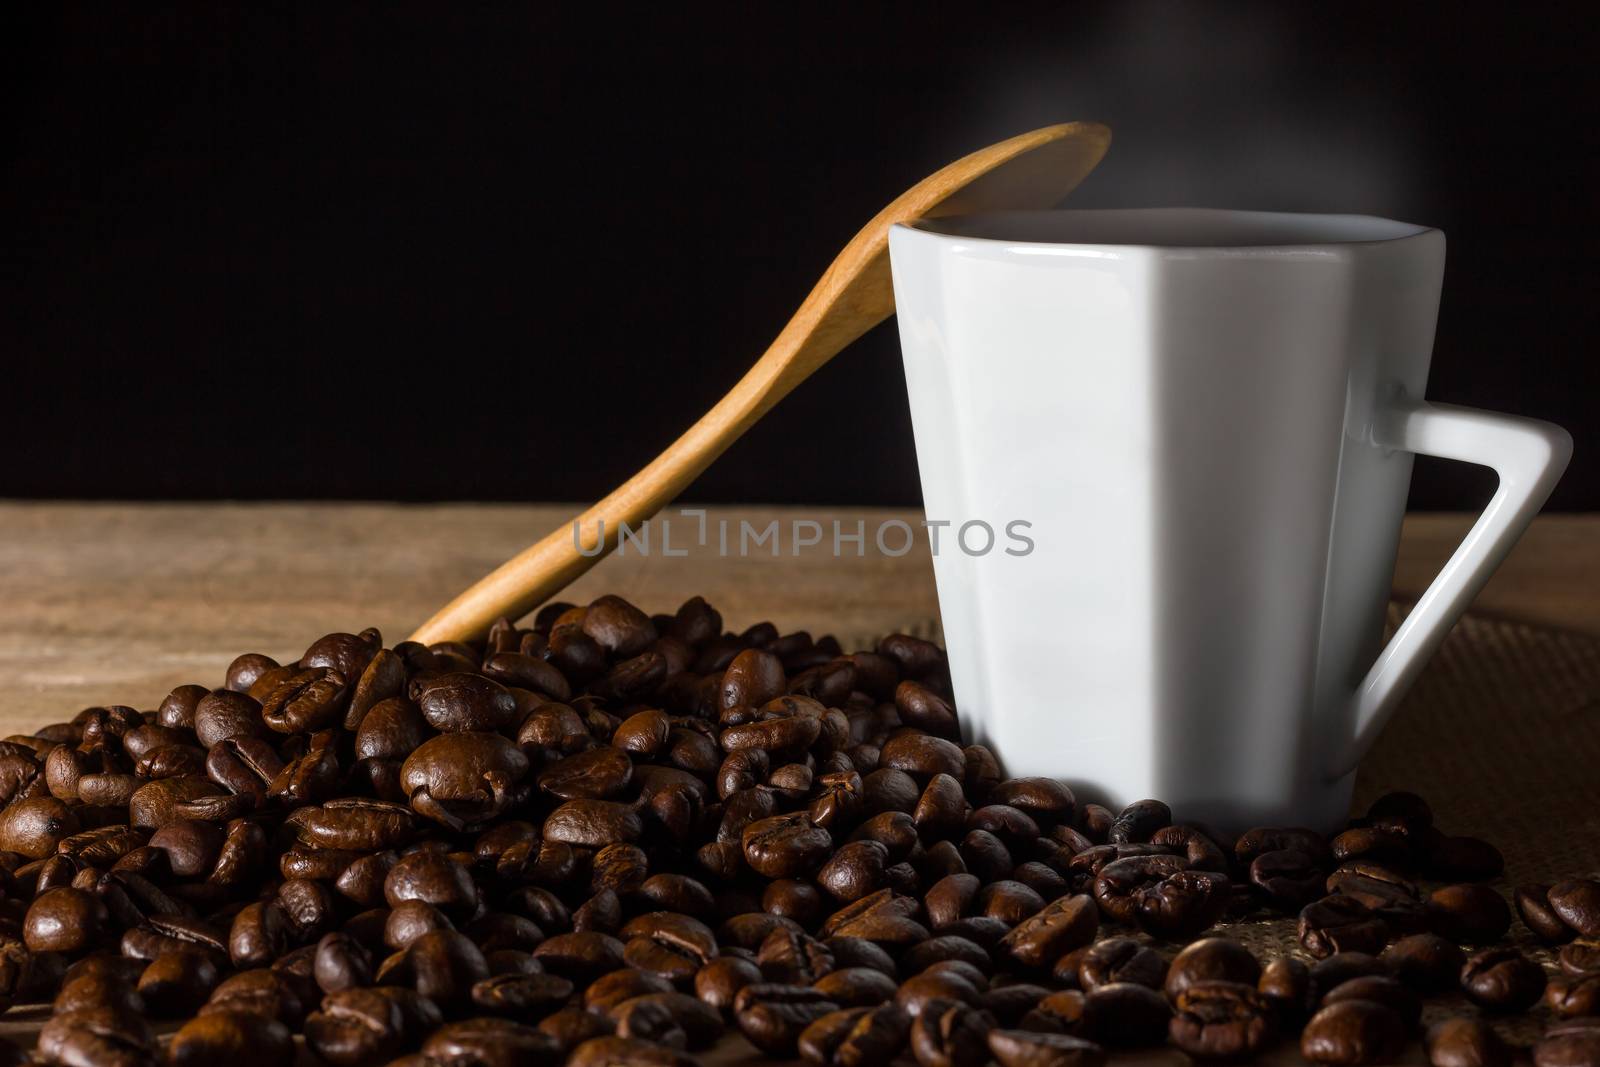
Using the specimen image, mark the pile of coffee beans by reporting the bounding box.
[0,593,1593,1066]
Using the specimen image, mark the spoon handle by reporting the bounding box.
[407,261,891,645]
[409,122,1108,644]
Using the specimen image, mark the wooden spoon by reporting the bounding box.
[411,122,1111,643]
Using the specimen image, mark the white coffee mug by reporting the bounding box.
[888,209,1571,832]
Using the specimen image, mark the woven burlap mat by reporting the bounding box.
[1230,604,1600,1044]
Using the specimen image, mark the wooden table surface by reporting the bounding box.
[4,503,1597,721]
[1,503,1596,1065]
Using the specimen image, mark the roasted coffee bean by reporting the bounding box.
[1461,947,1546,1012]
[758,926,835,985]
[911,999,994,1067]
[1258,957,1313,1020]
[38,1005,158,1067]
[304,986,414,1067]
[764,879,825,925]
[696,955,764,1012]
[1331,825,1417,869]
[621,911,718,985]
[1090,853,1185,922]
[1308,953,1390,1000]
[0,796,80,858]
[1539,955,1600,1015]
[401,928,490,1010]
[136,950,221,1017]
[1559,940,1600,978]
[736,983,842,1056]
[1019,988,1086,1032]
[1425,1016,1512,1067]
[400,732,528,830]
[987,1027,1107,1067]
[1165,938,1261,1001]
[979,879,1046,923]
[206,736,284,800]
[224,655,278,696]
[313,932,373,993]
[571,889,622,934]
[1132,867,1230,940]
[535,1006,613,1054]
[420,1017,561,1067]
[585,968,675,1015]
[1517,884,1575,944]
[798,1003,910,1066]
[384,850,478,918]
[744,812,834,879]
[998,893,1098,971]
[898,936,990,979]
[818,841,891,903]
[721,650,788,715]
[1077,937,1166,992]
[979,984,1049,1027]
[926,873,981,929]
[1300,895,1390,958]
[814,966,899,1008]
[881,732,965,780]
[53,972,145,1015]
[533,931,628,982]
[569,1035,696,1067]
[1251,848,1326,909]
[825,936,898,977]
[168,1009,294,1067]
[468,971,575,1017]
[193,690,267,749]
[1321,974,1421,1027]
[261,668,349,735]
[200,968,307,1028]
[1169,981,1271,1060]
[1382,933,1467,992]
[896,970,983,1018]
[1549,878,1600,939]
[618,991,724,1048]
[1534,1017,1600,1067]
[1301,999,1407,1065]
[1428,884,1513,943]
[1107,800,1170,844]
[25,886,108,954]
[230,901,292,967]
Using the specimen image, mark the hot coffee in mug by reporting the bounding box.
[888,209,1570,831]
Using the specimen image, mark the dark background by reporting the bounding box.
[6,4,1596,508]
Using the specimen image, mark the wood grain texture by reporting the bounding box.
[2,504,1595,721]
[408,122,1112,645]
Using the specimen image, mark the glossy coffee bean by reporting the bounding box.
[1165,938,1261,1001]
[1544,973,1600,1018]
[988,1027,1107,1067]
[1534,1017,1600,1067]
[168,1009,295,1067]
[1300,895,1389,958]
[1460,947,1546,1012]
[1301,1000,1407,1065]
[1549,878,1600,939]
[735,983,842,1056]
[1425,1017,1512,1067]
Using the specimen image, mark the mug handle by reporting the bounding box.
[1328,396,1572,780]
